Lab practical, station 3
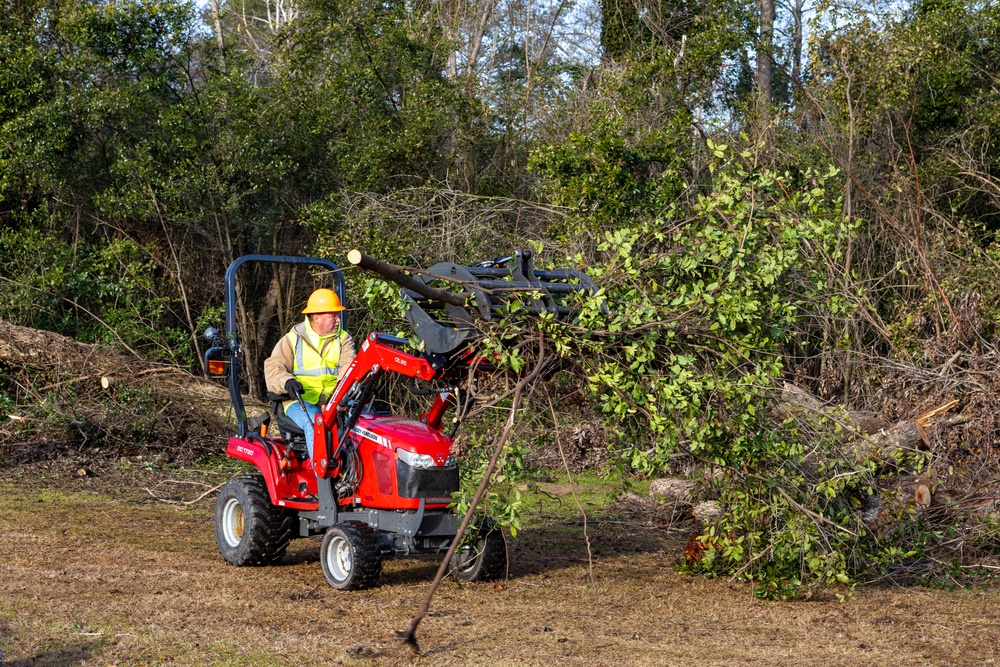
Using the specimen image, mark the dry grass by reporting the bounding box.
[1,467,999,667]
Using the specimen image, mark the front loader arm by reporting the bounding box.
[311,332,440,478]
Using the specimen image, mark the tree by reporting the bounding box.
[756,0,774,114]
[600,0,641,60]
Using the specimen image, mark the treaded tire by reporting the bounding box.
[320,521,383,591]
[214,473,294,566]
[451,526,507,582]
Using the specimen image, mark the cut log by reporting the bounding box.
[891,471,937,508]
[692,501,723,522]
[649,478,696,504]
[779,383,963,465]
[780,382,826,414]
[347,250,469,308]
[780,382,885,434]
[913,484,932,509]
[864,420,928,455]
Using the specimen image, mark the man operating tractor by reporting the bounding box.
[263,288,356,461]
[205,250,596,589]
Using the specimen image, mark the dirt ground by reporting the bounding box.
[1,461,999,667]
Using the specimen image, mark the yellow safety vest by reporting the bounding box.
[286,318,347,407]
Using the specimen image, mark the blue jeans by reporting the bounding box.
[284,401,323,460]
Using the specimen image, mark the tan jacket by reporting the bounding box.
[264,322,356,405]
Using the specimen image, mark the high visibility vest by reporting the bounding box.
[287,319,347,406]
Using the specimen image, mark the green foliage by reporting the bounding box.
[0,0,472,369]
[0,227,189,362]
[548,146,852,468]
[811,0,1000,236]
[529,56,701,240]
[273,0,469,195]
[530,113,690,238]
[466,142,913,595]
[686,444,876,598]
[453,435,530,537]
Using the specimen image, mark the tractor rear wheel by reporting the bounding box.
[214,473,294,566]
[320,521,382,590]
[451,525,507,582]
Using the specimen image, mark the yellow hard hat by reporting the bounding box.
[302,288,345,314]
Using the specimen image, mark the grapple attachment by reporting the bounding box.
[347,248,597,354]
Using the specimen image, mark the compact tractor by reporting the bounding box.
[203,251,595,590]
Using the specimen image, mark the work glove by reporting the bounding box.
[284,378,304,398]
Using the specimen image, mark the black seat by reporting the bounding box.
[265,392,308,451]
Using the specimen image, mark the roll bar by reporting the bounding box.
[222,255,347,439]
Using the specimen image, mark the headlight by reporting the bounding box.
[396,448,436,469]
[444,455,456,467]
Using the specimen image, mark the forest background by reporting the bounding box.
[2,0,1000,598]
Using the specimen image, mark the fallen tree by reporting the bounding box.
[779,382,967,464]
[0,319,240,462]
[340,160,1000,598]
[0,319,236,418]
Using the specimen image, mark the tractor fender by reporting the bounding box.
[225,436,282,505]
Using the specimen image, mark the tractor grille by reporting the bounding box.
[395,461,459,499]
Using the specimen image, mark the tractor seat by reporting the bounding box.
[265,392,308,451]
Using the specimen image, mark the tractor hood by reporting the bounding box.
[351,414,453,465]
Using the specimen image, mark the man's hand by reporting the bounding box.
[284,378,304,398]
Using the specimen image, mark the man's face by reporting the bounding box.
[310,312,340,336]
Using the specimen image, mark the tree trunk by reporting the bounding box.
[210,0,225,50]
[466,0,498,75]
[790,0,804,85]
[601,0,639,61]
[756,0,775,115]
[779,383,965,464]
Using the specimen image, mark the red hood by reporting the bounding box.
[352,414,453,464]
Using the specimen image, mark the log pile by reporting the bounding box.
[779,382,967,464]
[640,383,980,532]
[0,320,256,461]
[0,319,239,421]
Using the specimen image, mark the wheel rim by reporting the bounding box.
[456,543,480,573]
[221,498,245,547]
[325,534,353,582]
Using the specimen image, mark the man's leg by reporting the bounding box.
[284,401,323,459]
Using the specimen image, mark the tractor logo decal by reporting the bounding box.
[236,445,255,457]
[351,426,389,447]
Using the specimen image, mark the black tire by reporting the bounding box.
[214,473,294,566]
[319,521,383,591]
[451,526,507,582]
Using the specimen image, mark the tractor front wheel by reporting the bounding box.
[320,521,382,590]
[451,526,507,582]
[214,473,293,566]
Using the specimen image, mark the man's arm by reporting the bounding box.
[338,332,356,378]
[263,335,296,395]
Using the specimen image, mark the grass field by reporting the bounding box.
[1,460,998,666]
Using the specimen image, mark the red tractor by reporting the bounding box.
[203,252,595,590]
